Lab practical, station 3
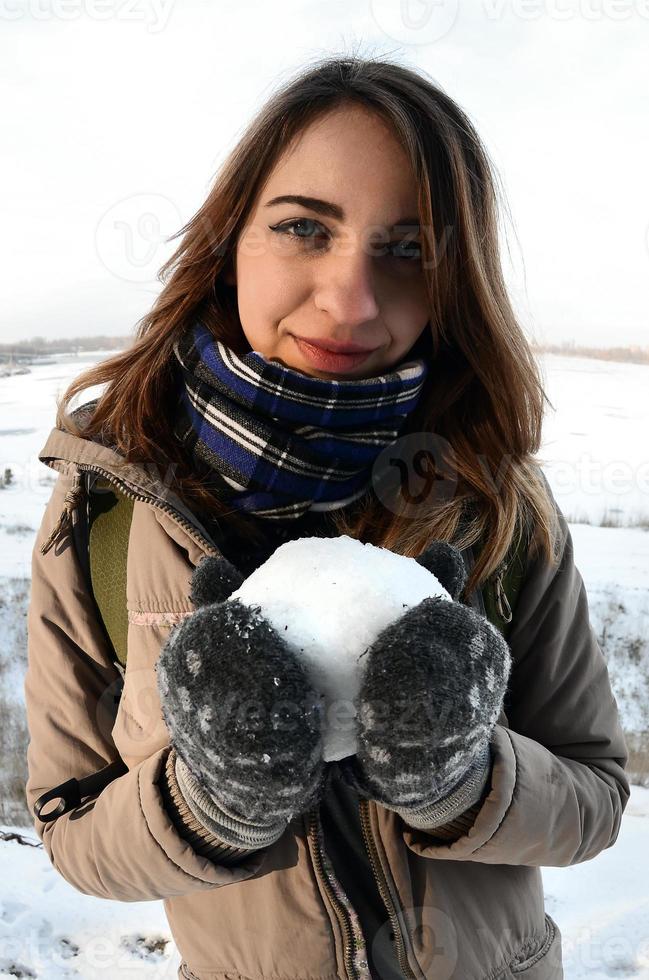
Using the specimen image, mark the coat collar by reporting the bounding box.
[37,410,219,560]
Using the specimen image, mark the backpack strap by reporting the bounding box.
[34,475,134,823]
[70,471,133,672]
[87,477,134,670]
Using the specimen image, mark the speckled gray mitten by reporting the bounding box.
[341,541,512,828]
[155,554,327,848]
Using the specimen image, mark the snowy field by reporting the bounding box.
[1,350,648,979]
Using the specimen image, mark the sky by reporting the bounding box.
[1,0,648,348]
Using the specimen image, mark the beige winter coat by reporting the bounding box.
[24,422,630,979]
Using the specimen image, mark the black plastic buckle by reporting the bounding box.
[33,759,129,823]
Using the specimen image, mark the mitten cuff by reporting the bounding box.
[160,748,254,865]
[175,754,287,850]
[391,741,492,830]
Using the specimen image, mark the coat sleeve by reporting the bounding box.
[400,483,631,867]
[23,468,272,900]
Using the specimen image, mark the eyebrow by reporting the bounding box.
[264,194,420,229]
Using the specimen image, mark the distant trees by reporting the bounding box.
[532,341,649,366]
[0,334,132,361]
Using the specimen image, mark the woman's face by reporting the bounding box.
[224,104,430,380]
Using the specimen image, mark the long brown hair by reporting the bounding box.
[56,54,562,600]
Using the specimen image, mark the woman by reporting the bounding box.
[24,56,629,979]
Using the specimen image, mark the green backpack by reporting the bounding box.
[75,476,528,674]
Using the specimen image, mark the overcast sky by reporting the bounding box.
[2,0,648,348]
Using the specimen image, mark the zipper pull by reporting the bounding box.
[494,560,513,624]
[40,469,85,556]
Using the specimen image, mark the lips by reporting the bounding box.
[291,336,376,373]
[292,335,377,354]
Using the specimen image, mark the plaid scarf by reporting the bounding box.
[172,320,429,519]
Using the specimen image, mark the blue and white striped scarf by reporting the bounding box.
[172,320,429,519]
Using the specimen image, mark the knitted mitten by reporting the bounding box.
[340,541,512,828]
[155,554,327,849]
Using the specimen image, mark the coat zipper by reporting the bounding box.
[358,799,418,979]
[307,808,371,980]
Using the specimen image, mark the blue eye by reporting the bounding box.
[270,218,325,241]
[269,219,422,262]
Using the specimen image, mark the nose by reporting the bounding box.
[313,249,380,330]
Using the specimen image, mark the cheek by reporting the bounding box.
[235,252,308,350]
[384,294,429,349]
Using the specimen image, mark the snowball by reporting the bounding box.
[228,535,451,762]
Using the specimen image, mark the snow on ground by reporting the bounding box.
[0,821,180,979]
[0,353,108,580]
[542,786,649,979]
[1,350,648,979]
[540,353,649,527]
